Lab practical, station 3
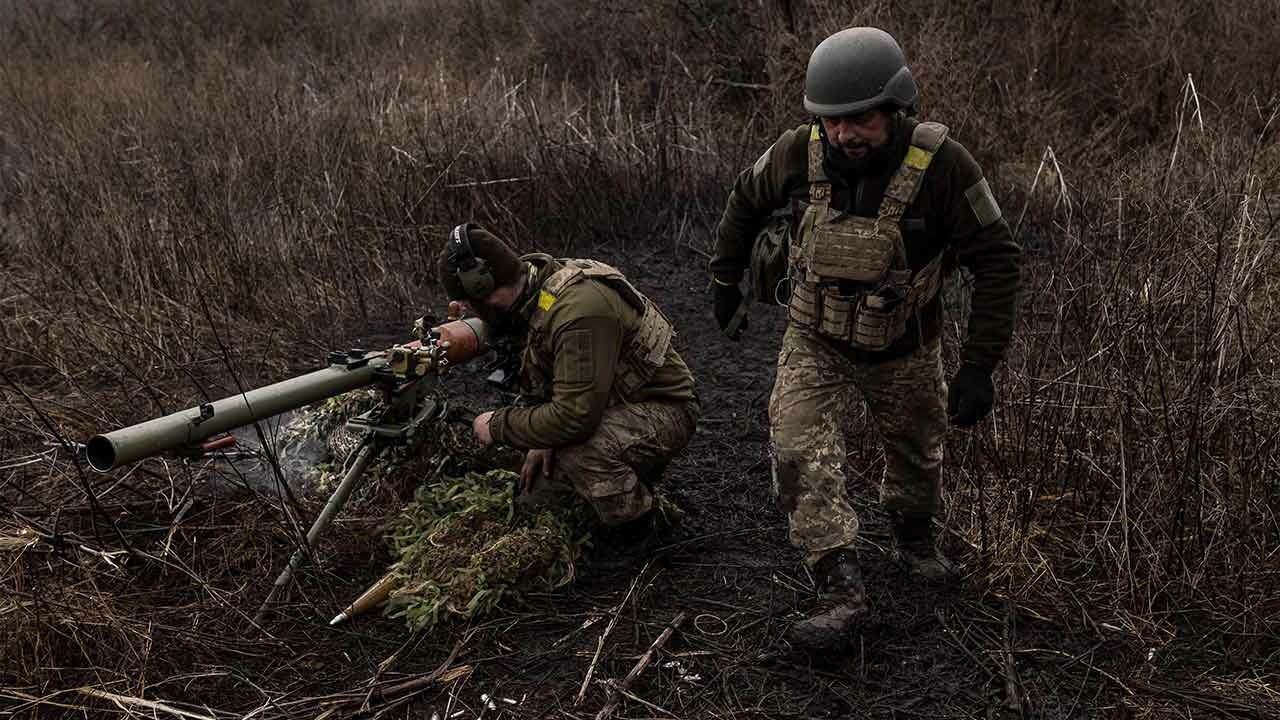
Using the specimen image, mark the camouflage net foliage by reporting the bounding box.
[383,469,592,632]
[275,389,382,492]
[272,393,679,633]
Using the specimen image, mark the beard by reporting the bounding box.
[474,304,527,338]
[826,138,899,176]
[822,112,905,177]
[472,277,536,339]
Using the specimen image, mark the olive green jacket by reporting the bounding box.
[711,118,1022,370]
[489,257,697,449]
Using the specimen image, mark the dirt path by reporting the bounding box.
[312,245,1138,720]
[1,245,1173,720]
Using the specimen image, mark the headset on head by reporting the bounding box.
[448,223,495,299]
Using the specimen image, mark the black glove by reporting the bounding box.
[947,363,994,427]
[713,281,747,340]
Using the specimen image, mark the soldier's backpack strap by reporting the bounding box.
[878,122,951,311]
[878,121,949,223]
[806,123,830,209]
[539,258,649,320]
[558,259,648,313]
[792,123,829,284]
[541,261,586,297]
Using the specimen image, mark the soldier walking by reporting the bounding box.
[710,27,1022,650]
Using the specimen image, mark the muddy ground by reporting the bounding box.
[299,248,1119,718]
[5,243,1244,720]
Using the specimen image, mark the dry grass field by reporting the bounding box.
[3,1,1279,718]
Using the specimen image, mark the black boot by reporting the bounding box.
[890,512,957,581]
[592,512,662,571]
[787,549,867,652]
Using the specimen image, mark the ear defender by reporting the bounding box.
[448,223,495,299]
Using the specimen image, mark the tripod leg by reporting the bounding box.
[253,437,385,624]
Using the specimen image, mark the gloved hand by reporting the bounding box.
[713,281,747,340]
[947,364,994,427]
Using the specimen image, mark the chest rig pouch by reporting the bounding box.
[789,122,950,351]
[749,211,794,306]
[526,257,674,405]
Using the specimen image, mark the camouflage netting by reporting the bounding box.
[275,389,382,492]
[273,396,635,633]
[272,388,508,496]
[383,469,591,631]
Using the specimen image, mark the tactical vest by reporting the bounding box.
[521,257,674,404]
[788,122,950,351]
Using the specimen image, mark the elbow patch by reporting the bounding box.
[964,177,1003,228]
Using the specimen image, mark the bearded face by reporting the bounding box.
[471,299,527,338]
[819,109,902,175]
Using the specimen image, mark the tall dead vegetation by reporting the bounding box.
[2,0,1279,714]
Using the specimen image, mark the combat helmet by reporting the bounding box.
[803,27,918,117]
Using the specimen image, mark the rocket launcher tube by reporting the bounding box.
[85,318,494,473]
[85,352,388,472]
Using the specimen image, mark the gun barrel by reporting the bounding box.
[86,353,388,472]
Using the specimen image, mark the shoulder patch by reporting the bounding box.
[964,177,1002,228]
[538,289,557,311]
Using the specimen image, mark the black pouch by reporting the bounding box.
[750,214,793,305]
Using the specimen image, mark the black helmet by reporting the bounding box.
[803,27,918,117]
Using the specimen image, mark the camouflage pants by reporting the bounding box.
[526,400,700,525]
[769,326,945,566]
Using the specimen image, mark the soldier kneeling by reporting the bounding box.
[438,223,700,566]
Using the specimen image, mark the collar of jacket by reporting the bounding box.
[513,253,561,321]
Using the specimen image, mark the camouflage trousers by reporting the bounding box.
[526,400,700,525]
[769,326,946,566]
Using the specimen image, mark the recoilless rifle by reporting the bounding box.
[85,314,509,624]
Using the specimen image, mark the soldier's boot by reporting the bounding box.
[787,549,868,652]
[592,511,665,571]
[890,512,957,581]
